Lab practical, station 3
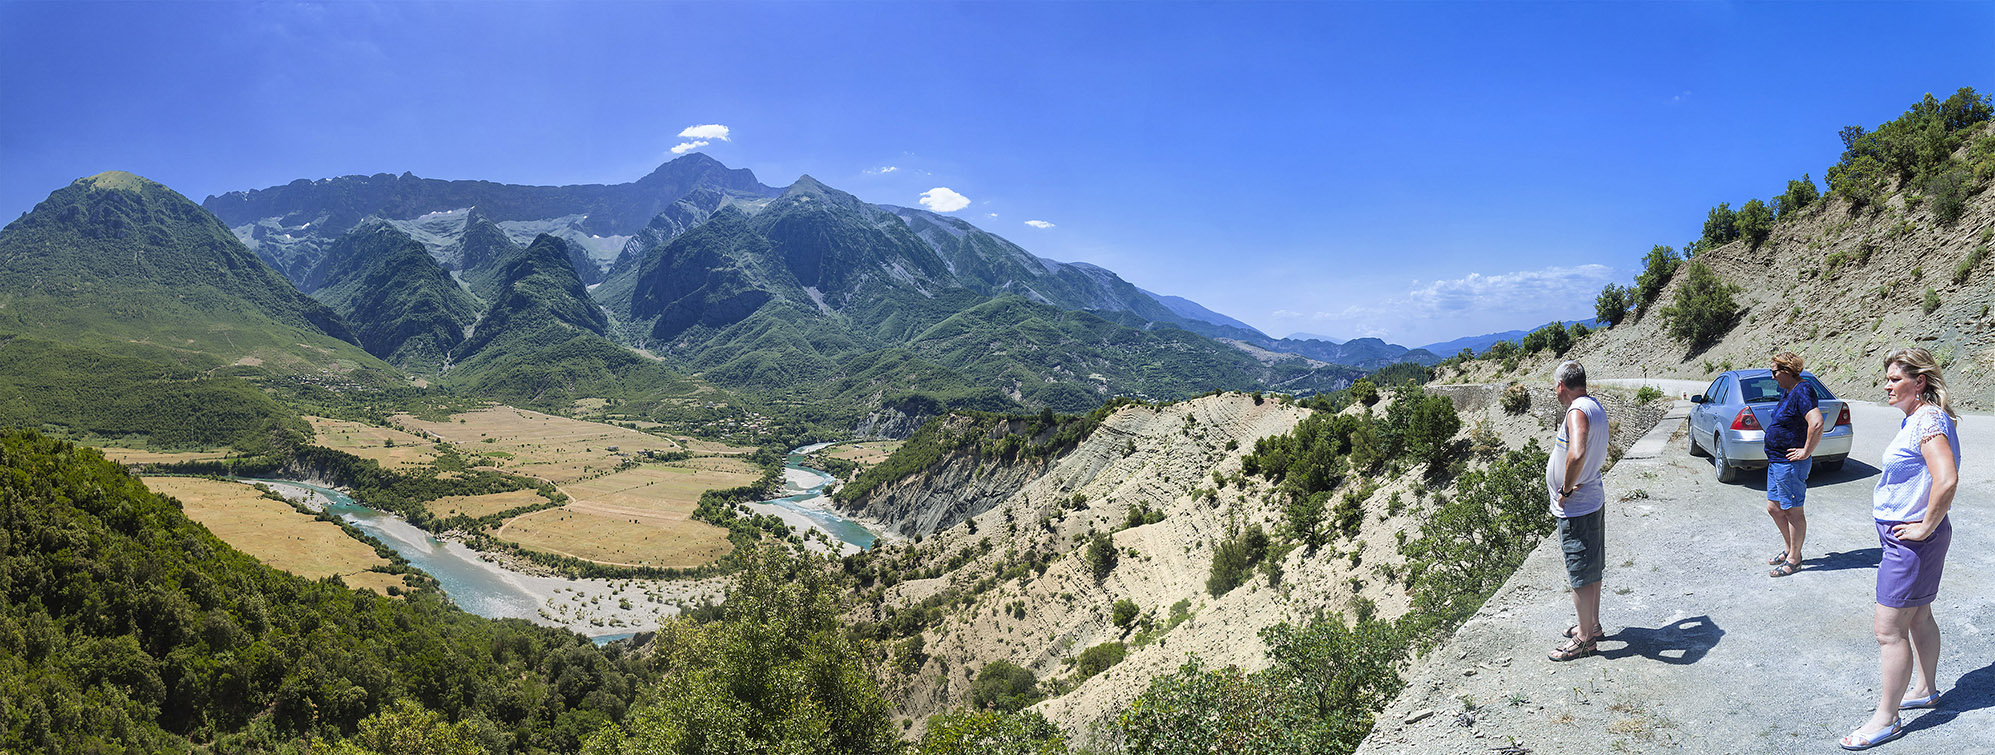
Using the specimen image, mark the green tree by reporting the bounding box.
[1630,245,1681,321]
[1594,283,1630,326]
[345,700,491,755]
[1701,202,1739,246]
[1087,532,1119,581]
[1736,198,1775,249]
[1926,167,1976,226]
[1660,261,1743,350]
[1112,598,1141,628]
[1347,378,1380,407]
[1072,642,1129,684]
[1396,441,1551,639]
[583,546,898,755]
[972,661,1042,713]
[1207,525,1271,596]
[1256,616,1408,752]
[1116,660,1294,755]
[918,710,1069,755]
[1774,174,1819,219]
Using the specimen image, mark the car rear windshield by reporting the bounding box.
[1740,374,1837,403]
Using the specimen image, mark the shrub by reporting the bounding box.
[1112,598,1140,628]
[1500,383,1530,415]
[1207,525,1270,597]
[1285,490,1332,551]
[1631,245,1681,320]
[1397,441,1552,639]
[1072,642,1128,685]
[1956,244,1988,284]
[917,710,1068,755]
[1594,283,1630,326]
[1660,261,1742,349]
[1635,385,1665,404]
[1347,378,1380,407]
[1086,533,1118,581]
[1923,287,1941,315]
[1774,174,1819,219]
[1701,203,1739,246]
[1737,198,1775,249]
[972,661,1042,713]
[1519,321,1571,355]
[1927,168,1976,226]
[1827,154,1889,210]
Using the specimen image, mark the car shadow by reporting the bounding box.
[1804,547,1881,573]
[1725,458,1881,493]
[1595,615,1723,665]
[1901,661,1995,735]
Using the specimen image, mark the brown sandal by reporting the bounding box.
[1549,636,1596,662]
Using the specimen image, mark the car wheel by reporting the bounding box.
[1713,434,1739,483]
[1687,424,1707,457]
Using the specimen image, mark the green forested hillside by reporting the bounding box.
[0,431,649,753]
[307,222,480,372]
[0,336,309,454]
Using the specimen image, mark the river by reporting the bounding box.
[242,444,880,640]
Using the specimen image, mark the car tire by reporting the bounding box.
[1687,425,1707,457]
[1713,434,1739,484]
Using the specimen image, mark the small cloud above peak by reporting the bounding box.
[919,187,970,213]
[865,165,899,175]
[670,140,710,154]
[1024,220,1054,229]
[678,124,731,141]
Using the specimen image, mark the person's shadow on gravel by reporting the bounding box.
[1901,661,1995,735]
[1596,615,1723,665]
[1805,547,1882,573]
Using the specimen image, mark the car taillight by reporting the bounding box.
[1835,404,1852,427]
[1731,409,1761,431]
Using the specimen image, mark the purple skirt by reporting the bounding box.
[1876,517,1951,608]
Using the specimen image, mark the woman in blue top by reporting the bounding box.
[1764,352,1822,578]
[1840,347,1961,750]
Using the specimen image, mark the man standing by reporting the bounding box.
[1547,360,1610,661]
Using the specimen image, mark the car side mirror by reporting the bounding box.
[1691,395,1707,404]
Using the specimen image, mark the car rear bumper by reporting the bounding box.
[1717,428,1853,469]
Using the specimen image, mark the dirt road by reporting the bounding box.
[1359,390,1992,754]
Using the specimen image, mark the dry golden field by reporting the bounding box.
[825,440,904,467]
[95,447,233,466]
[305,416,439,470]
[490,461,755,568]
[143,476,407,596]
[393,406,683,483]
[426,489,549,519]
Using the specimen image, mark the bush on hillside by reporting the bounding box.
[1112,598,1141,628]
[1286,489,1333,551]
[1701,203,1739,246]
[1775,174,1820,219]
[1737,198,1775,249]
[1829,87,1993,209]
[917,710,1068,755]
[1207,524,1270,596]
[1923,287,1941,315]
[1086,532,1118,581]
[1397,440,1552,639]
[1519,321,1571,355]
[1955,244,1988,284]
[1631,245,1681,320]
[1594,283,1631,326]
[1926,167,1976,226]
[1072,642,1129,685]
[1500,383,1531,415]
[1660,261,1743,350]
[971,661,1042,713]
[1347,378,1380,407]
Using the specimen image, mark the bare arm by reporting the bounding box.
[1893,434,1957,541]
[1561,407,1589,494]
[1786,407,1824,461]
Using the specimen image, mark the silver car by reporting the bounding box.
[1687,369,1852,483]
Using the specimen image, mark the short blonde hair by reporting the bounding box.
[1772,352,1804,376]
[1883,347,1955,419]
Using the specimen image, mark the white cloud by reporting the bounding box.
[865,165,900,175]
[987,213,999,218]
[670,140,710,154]
[677,124,732,141]
[1401,264,1614,314]
[919,187,971,213]
[1025,220,1055,229]
[1272,309,1303,319]
[1301,264,1617,344]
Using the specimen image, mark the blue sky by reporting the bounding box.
[3,2,1989,347]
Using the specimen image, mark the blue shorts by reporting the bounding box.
[1767,458,1811,510]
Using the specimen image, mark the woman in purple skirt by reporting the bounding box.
[1840,347,1962,750]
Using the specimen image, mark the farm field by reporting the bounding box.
[142,476,406,596]
[825,440,903,468]
[493,462,757,568]
[393,405,683,483]
[426,489,549,519]
[95,447,233,466]
[305,416,439,470]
